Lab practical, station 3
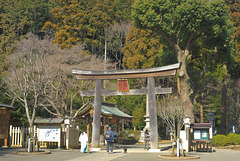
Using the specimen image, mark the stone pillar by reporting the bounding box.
[91,79,102,148]
[183,116,191,152]
[147,77,159,150]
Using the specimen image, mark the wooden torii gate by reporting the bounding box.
[72,63,181,150]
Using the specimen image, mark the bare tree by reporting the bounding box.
[41,45,114,118]
[105,21,131,69]
[39,42,115,118]
[157,94,185,156]
[5,33,115,131]
[5,33,55,136]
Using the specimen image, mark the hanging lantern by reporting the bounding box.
[118,79,129,92]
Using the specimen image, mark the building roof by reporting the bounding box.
[34,118,64,124]
[78,102,133,119]
[191,123,212,129]
[0,103,15,110]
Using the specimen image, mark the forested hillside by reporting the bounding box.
[0,0,239,134]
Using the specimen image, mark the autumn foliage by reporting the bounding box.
[226,0,240,62]
[123,24,163,69]
[42,0,119,49]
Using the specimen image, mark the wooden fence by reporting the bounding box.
[9,125,37,147]
[190,141,212,152]
[9,125,78,149]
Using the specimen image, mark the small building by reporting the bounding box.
[77,102,133,142]
[34,118,64,148]
[34,118,79,149]
[0,103,15,147]
[190,123,213,152]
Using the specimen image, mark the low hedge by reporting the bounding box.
[213,135,228,146]
[213,133,240,147]
[227,133,240,145]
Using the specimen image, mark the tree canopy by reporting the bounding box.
[131,0,234,120]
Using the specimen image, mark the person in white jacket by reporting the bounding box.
[79,130,88,153]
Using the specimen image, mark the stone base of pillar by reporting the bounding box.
[149,149,161,152]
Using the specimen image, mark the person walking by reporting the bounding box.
[104,127,114,154]
[144,130,150,150]
[79,130,88,153]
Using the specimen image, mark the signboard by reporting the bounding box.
[193,129,209,141]
[118,79,129,92]
[38,126,61,142]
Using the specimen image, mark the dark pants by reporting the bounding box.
[107,141,113,153]
[144,139,150,150]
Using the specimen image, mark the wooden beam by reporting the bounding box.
[74,70,176,80]
[80,87,172,96]
[73,63,180,75]
[72,63,181,80]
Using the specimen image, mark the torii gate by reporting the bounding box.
[72,63,181,150]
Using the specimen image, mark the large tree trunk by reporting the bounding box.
[221,63,227,134]
[177,50,194,121]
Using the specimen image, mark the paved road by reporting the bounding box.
[1,144,240,161]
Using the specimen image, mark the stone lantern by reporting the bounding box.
[207,111,214,134]
[183,115,191,152]
[207,111,214,151]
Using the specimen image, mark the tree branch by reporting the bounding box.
[74,98,90,118]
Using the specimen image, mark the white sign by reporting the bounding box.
[202,131,207,138]
[209,127,213,139]
[179,130,187,150]
[38,126,60,142]
[194,130,201,140]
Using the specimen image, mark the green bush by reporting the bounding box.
[227,133,240,145]
[213,134,240,146]
[213,135,228,146]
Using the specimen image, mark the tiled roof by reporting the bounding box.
[34,118,64,124]
[101,103,133,119]
[0,103,15,109]
[79,102,133,119]
[191,123,212,129]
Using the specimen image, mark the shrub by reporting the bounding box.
[126,129,141,140]
[213,135,228,146]
[227,133,240,145]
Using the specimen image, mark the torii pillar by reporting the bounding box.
[148,77,158,149]
[91,79,102,148]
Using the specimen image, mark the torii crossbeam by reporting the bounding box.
[72,63,181,150]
